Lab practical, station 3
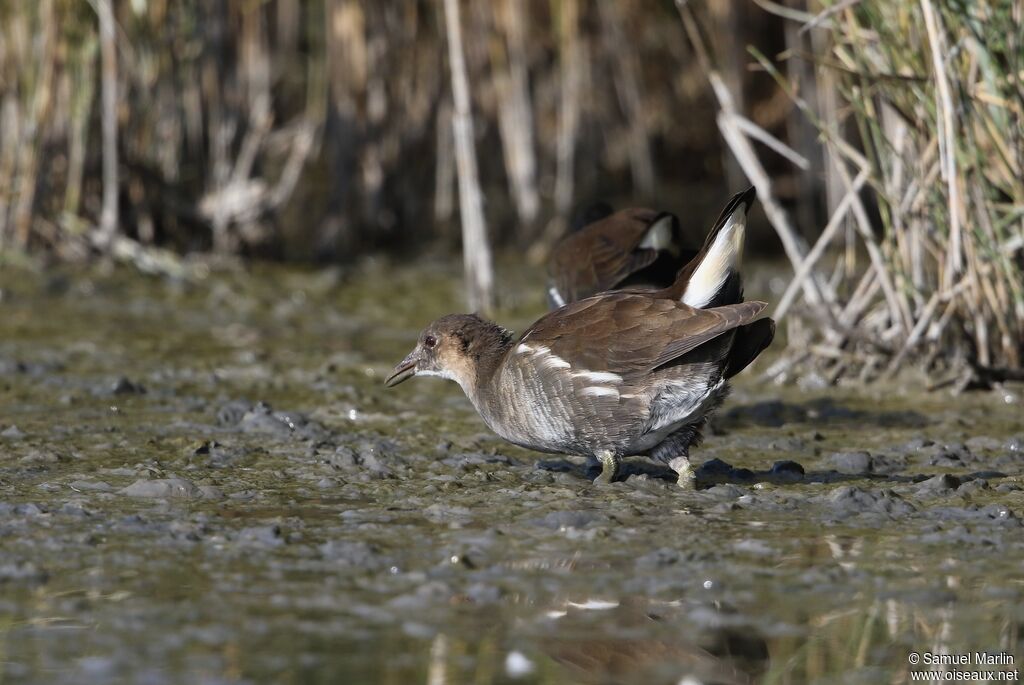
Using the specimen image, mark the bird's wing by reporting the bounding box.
[517,293,768,381]
[550,208,663,301]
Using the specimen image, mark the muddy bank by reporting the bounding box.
[0,260,1021,684]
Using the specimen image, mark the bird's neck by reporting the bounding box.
[447,321,516,407]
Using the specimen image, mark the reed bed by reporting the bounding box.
[1,1,1021,384]
[0,1,758,267]
[679,0,1024,387]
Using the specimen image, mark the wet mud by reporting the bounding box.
[0,260,1022,684]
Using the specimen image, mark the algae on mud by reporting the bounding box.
[0,260,1022,684]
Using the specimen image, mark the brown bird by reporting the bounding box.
[547,206,691,307]
[386,189,774,486]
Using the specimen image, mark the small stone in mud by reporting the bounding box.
[958,479,989,496]
[7,502,44,517]
[325,443,394,479]
[827,451,873,474]
[190,441,250,469]
[216,400,254,426]
[441,452,514,470]
[733,538,774,556]
[319,540,392,571]
[530,510,604,530]
[927,443,975,467]
[1,425,25,439]
[825,486,916,519]
[923,504,1020,527]
[58,500,92,517]
[423,503,474,525]
[635,547,684,568]
[235,525,285,547]
[915,474,961,495]
[696,458,734,478]
[119,477,221,500]
[0,561,49,585]
[770,460,805,482]
[694,458,756,484]
[702,484,746,500]
[965,436,1002,452]
[20,448,70,464]
[111,377,146,395]
[465,582,502,604]
[68,480,113,492]
[236,402,330,441]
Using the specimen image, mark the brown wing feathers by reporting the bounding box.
[519,294,767,380]
[551,208,666,302]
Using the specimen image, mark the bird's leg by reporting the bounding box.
[669,454,696,490]
[653,422,702,490]
[594,450,620,484]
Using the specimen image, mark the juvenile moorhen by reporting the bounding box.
[547,207,691,307]
[386,189,774,486]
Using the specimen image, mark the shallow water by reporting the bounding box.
[0,258,1022,685]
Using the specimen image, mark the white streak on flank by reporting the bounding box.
[548,286,566,308]
[582,386,619,398]
[682,210,746,308]
[573,370,622,384]
[638,214,675,252]
[524,344,570,370]
[538,353,570,370]
[566,599,619,611]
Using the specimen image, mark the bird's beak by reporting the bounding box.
[384,349,420,387]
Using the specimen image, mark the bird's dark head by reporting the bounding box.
[384,314,513,391]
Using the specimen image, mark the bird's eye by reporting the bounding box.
[424,335,437,349]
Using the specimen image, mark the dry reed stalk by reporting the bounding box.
[920,0,962,285]
[688,0,1024,384]
[676,0,834,314]
[492,0,539,229]
[751,0,1024,385]
[553,0,582,221]
[599,0,655,197]
[774,166,868,322]
[443,0,494,313]
[12,0,56,250]
[95,0,119,247]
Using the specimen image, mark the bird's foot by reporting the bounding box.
[669,456,696,490]
[594,451,620,485]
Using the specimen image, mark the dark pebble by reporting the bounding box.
[111,377,146,395]
[768,460,805,484]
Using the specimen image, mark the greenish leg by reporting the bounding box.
[669,456,696,490]
[594,450,620,484]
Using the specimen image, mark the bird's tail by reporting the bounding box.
[664,186,756,308]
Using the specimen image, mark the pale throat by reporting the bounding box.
[416,361,479,402]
